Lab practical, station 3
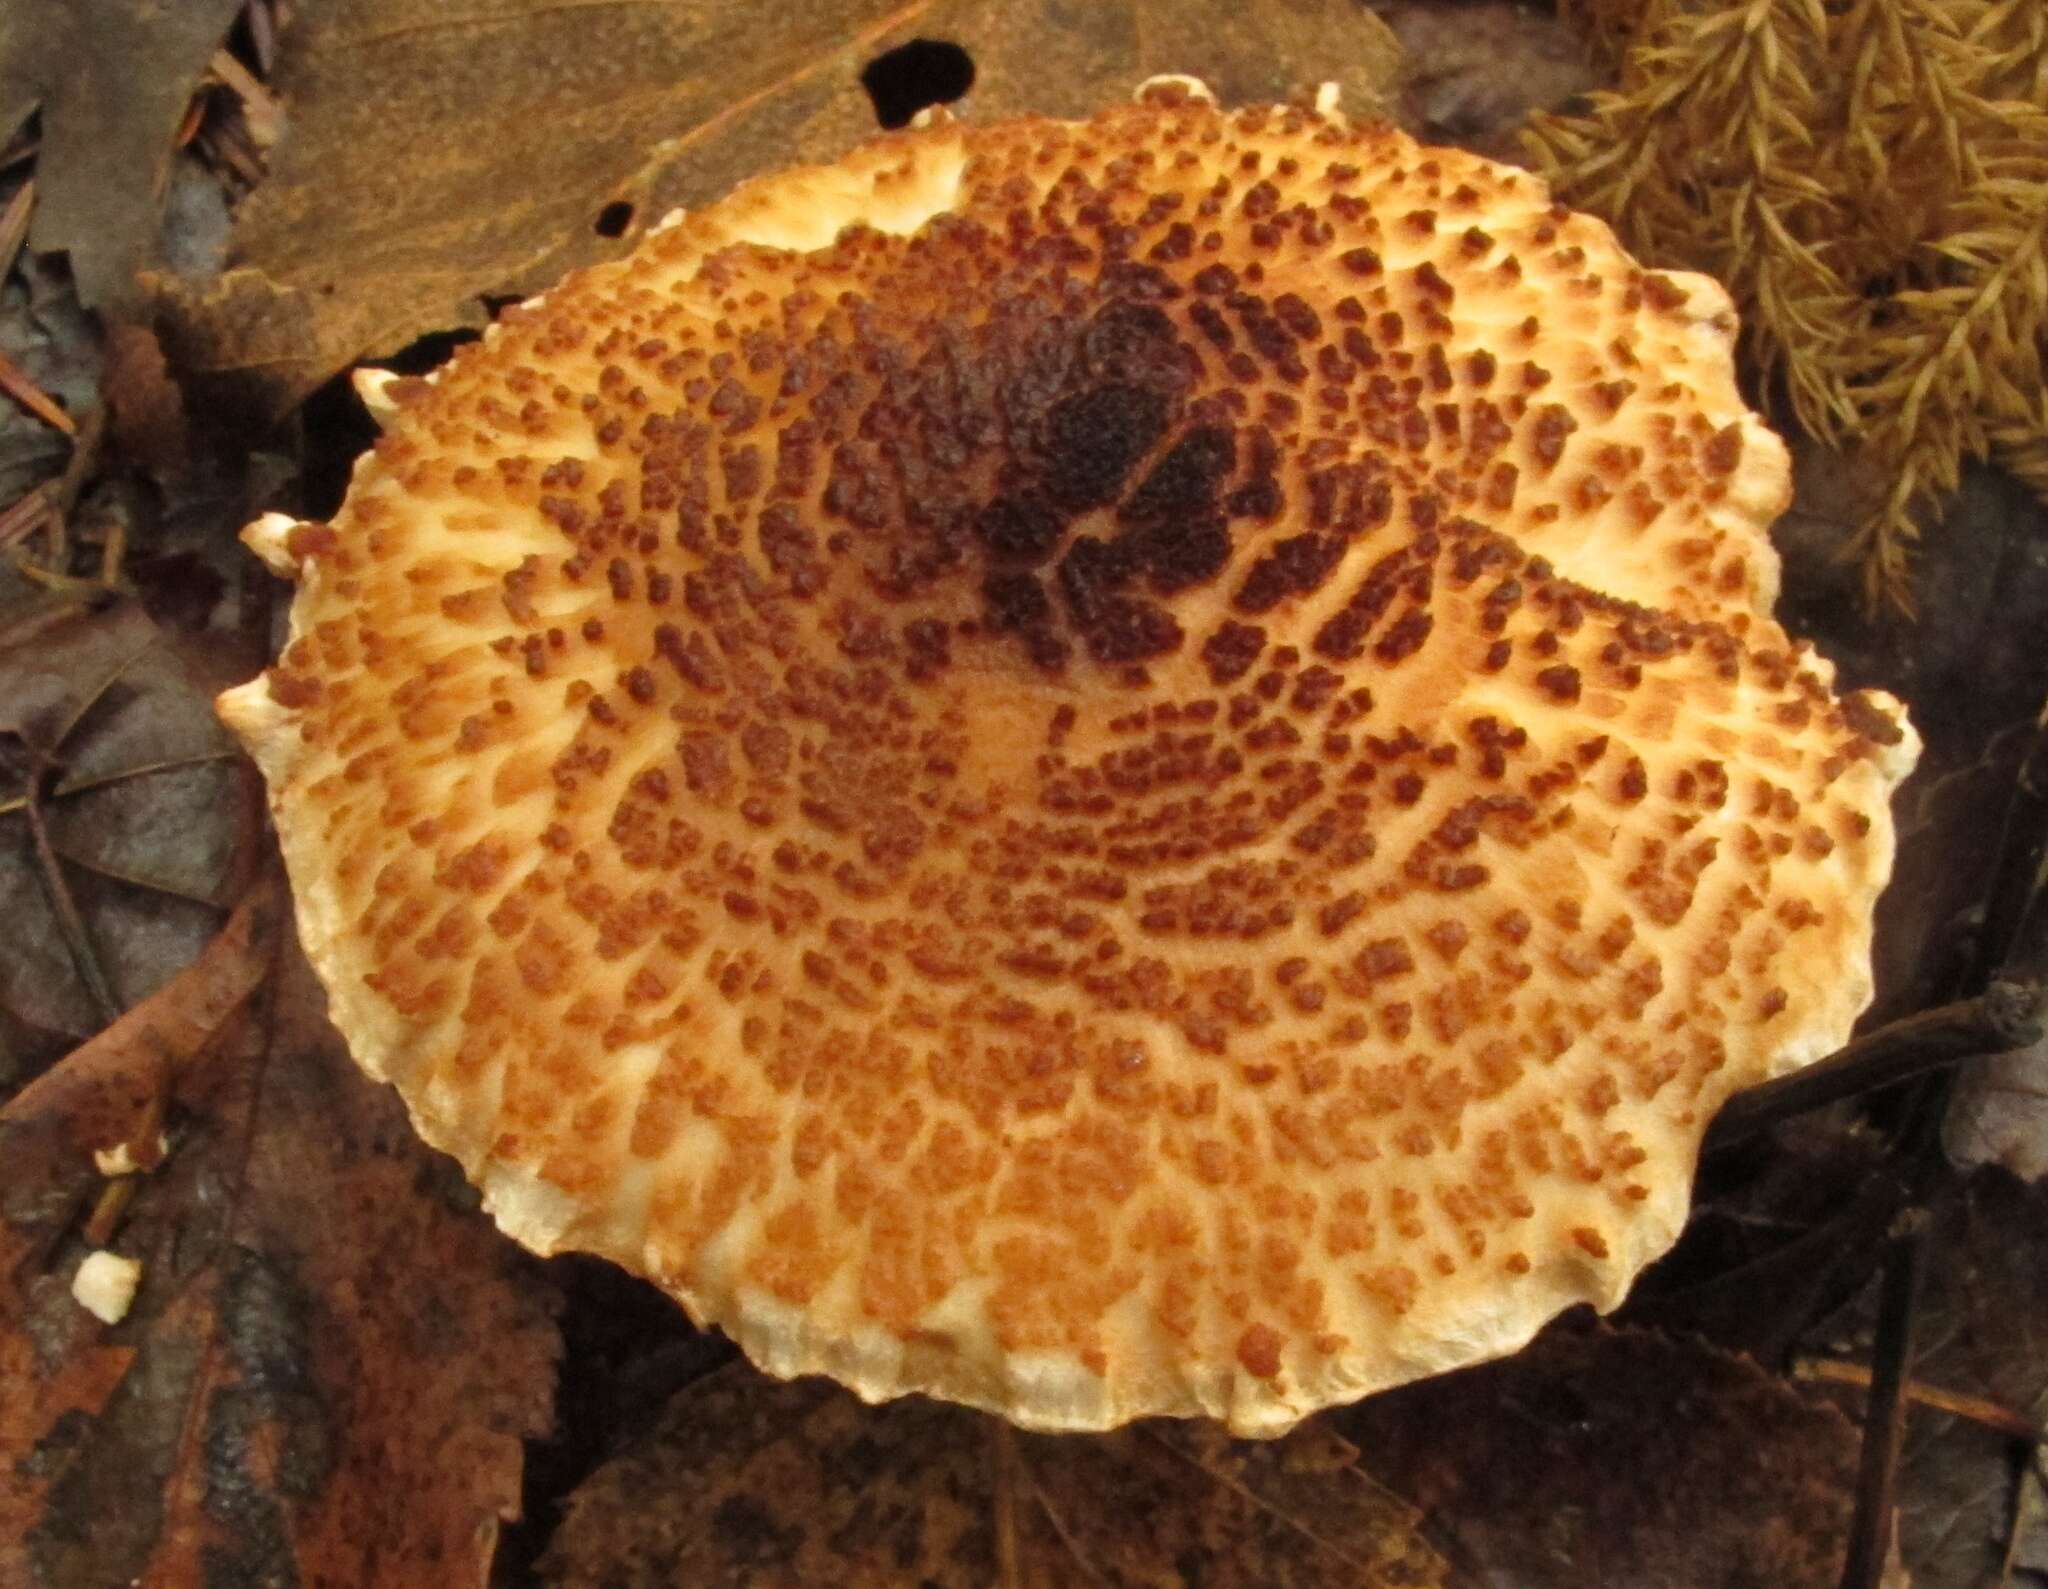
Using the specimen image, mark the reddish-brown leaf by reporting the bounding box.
[0,908,559,1589]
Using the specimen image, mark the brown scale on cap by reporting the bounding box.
[219,84,1918,1435]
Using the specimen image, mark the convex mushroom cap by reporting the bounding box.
[219,81,1919,1435]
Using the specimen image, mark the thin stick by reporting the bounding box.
[22,761,121,1024]
[1840,1208,1932,1589]
[1706,986,2043,1149]
[0,345,77,435]
[0,483,51,547]
[82,1177,136,1247]
[1795,1357,2047,1444]
[175,91,207,149]
[208,48,284,146]
[39,403,108,576]
[991,1419,1023,1589]
[52,402,106,519]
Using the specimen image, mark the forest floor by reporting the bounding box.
[1,3,2045,1585]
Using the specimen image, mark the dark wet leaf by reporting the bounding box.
[145,0,1402,419]
[541,1366,1447,1588]
[0,604,246,1083]
[0,899,560,1589]
[0,0,244,309]
[1339,1326,1861,1588]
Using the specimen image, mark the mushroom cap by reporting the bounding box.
[219,87,1918,1435]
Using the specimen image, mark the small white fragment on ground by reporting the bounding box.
[72,1250,143,1324]
[92,1131,169,1177]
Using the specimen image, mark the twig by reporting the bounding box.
[82,1177,136,1247]
[9,557,124,602]
[1795,1357,2047,1444]
[18,402,109,579]
[21,756,121,1025]
[52,401,107,521]
[0,345,77,435]
[1706,986,2043,1149]
[208,48,285,147]
[1841,1208,1933,1589]
[991,1419,1023,1589]
[197,118,268,189]
[0,483,52,547]
[175,92,207,150]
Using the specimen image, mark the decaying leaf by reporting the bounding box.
[0,0,244,309]
[0,603,245,1078]
[541,1365,1449,1587]
[146,0,1402,417]
[1945,1038,2048,1183]
[0,895,560,1589]
[1370,1,1598,159]
[1340,1326,1862,1587]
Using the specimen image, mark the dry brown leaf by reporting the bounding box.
[0,906,559,1589]
[1340,1326,1862,1587]
[146,0,1402,418]
[0,0,245,309]
[540,1365,1448,1587]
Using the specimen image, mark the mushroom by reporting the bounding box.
[217,84,1917,1435]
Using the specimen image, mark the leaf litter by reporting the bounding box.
[5,0,2048,1584]
[0,878,560,1589]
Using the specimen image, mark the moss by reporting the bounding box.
[1529,0,2048,609]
